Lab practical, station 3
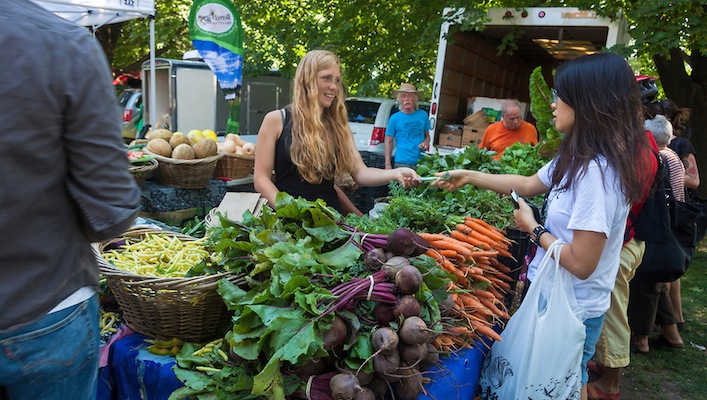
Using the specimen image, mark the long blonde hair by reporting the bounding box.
[290,50,356,184]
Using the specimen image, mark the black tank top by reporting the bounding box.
[274,108,342,212]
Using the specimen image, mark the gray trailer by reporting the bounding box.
[141,58,291,136]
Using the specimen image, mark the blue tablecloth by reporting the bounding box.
[99,333,490,400]
[99,334,183,400]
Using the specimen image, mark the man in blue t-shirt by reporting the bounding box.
[384,83,431,169]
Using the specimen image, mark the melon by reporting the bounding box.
[149,128,173,141]
[145,138,172,157]
[193,138,218,158]
[172,143,195,160]
[169,134,192,149]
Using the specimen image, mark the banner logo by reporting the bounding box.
[195,3,234,34]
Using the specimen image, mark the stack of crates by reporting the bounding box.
[349,151,391,214]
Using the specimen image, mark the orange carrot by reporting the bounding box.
[438,249,459,259]
[472,289,496,301]
[465,217,509,239]
[438,258,469,286]
[492,261,513,274]
[466,217,506,234]
[480,298,510,320]
[491,246,514,259]
[467,229,500,248]
[469,249,500,257]
[452,228,491,250]
[488,275,512,292]
[471,320,502,342]
[458,293,483,309]
[417,232,448,243]
[465,265,484,277]
[431,239,473,259]
[464,219,508,244]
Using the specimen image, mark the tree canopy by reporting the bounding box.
[102,0,707,193]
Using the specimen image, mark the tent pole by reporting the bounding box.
[149,15,157,128]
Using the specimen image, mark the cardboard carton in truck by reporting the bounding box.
[428,7,629,151]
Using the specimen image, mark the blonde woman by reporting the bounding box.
[254,50,420,213]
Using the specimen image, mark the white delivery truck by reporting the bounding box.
[428,7,630,150]
[141,58,291,137]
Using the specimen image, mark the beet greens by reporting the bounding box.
[174,193,456,400]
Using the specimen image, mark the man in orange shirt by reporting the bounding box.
[478,99,539,158]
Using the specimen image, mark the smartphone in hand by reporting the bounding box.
[510,189,543,222]
[510,189,521,209]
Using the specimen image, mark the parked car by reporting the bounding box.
[117,89,143,141]
[346,97,431,164]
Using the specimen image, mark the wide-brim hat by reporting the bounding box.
[392,83,421,97]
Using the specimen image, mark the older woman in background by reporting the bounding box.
[627,115,685,354]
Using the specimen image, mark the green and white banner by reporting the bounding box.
[188,0,243,133]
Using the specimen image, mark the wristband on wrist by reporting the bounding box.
[531,225,550,246]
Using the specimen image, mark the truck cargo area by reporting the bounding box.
[429,7,629,149]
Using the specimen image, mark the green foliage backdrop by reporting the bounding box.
[101,0,707,194]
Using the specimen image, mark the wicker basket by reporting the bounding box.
[213,152,255,179]
[129,158,158,187]
[143,149,223,189]
[95,227,245,342]
[128,139,150,147]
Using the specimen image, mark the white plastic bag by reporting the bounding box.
[477,239,586,400]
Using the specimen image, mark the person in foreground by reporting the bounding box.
[432,52,652,400]
[254,50,421,214]
[384,83,431,169]
[0,1,142,399]
[478,99,539,159]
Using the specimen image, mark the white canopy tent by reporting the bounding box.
[31,0,158,126]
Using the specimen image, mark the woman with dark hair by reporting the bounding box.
[432,52,653,400]
[643,99,696,332]
[254,50,420,213]
[644,99,699,191]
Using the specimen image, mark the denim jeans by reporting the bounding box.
[581,314,605,384]
[0,295,99,400]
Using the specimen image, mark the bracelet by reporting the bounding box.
[531,225,550,246]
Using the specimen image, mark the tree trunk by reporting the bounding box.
[95,22,128,67]
[654,50,707,197]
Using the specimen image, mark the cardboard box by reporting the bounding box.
[437,125,463,148]
[207,192,267,228]
[466,96,528,121]
[461,124,487,147]
[438,131,462,148]
[463,110,488,125]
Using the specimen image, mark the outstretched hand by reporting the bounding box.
[428,169,470,191]
[395,167,422,189]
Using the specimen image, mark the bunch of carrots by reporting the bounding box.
[417,217,516,352]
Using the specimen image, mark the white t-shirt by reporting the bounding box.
[529,157,630,319]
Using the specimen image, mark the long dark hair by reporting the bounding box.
[552,52,651,204]
[644,99,692,139]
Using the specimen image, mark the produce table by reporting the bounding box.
[98,333,491,400]
[140,179,227,213]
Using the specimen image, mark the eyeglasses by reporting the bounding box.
[551,89,559,103]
